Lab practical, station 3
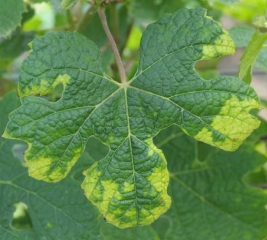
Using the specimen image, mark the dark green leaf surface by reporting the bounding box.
[153,125,267,240]
[0,0,26,38]
[4,8,260,228]
[0,92,102,239]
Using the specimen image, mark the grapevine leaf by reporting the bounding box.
[3,8,260,228]
[153,125,267,240]
[229,26,267,73]
[0,92,102,239]
[238,31,267,84]
[0,0,26,38]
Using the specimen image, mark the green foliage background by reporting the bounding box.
[0,0,267,239]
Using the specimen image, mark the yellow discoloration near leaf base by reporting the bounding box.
[19,74,71,97]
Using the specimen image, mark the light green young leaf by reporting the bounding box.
[0,0,26,38]
[0,92,102,239]
[153,125,267,240]
[229,26,267,73]
[3,8,260,228]
[238,31,267,84]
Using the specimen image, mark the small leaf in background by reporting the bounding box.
[229,26,267,73]
[238,31,267,84]
[0,0,26,38]
[153,124,267,240]
[228,26,255,48]
[3,8,261,228]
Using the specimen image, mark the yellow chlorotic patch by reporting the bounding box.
[19,74,71,97]
[27,145,83,182]
[123,181,135,193]
[146,143,169,192]
[146,165,169,193]
[124,207,137,219]
[146,140,166,162]
[110,208,138,228]
[139,209,155,223]
[101,179,119,213]
[82,163,102,197]
[202,31,235,60]
[195,97,260,151]
[52,74,71,88]
[27,157,55,181]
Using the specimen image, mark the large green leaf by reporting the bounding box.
[153,124,267,240]
[0,0,26,38]
[4,8,260,228]
[0,92,102,239]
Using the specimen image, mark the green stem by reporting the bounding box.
[98,8,127,84]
